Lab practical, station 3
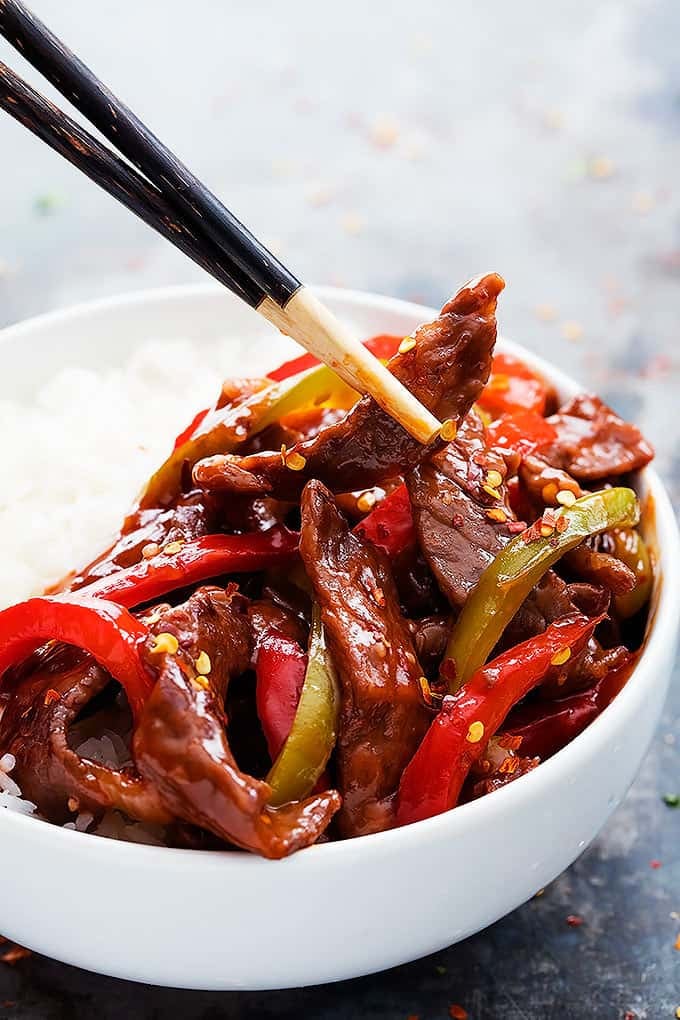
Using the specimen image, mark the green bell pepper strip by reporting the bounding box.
[610,527,653,619]
[266,604,340,806]
[443,487,640,692]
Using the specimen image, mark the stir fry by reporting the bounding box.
[0,274,655,857]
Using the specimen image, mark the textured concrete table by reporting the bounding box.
[0,1,678,1016]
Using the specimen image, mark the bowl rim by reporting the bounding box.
[0,281,678,868]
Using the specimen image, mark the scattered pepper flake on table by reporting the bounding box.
[369,114,400,149]
[305,183,335,208]
[566,914,584,927]
[561,320,583,342]
[674,933,680,951]
[535,303,557,321]
[588,155,616,180]
[33,192,63,216]
[649,859,662,869]
[448,1005,468,1020]
[341,212,363,236]
[631,191,655,214]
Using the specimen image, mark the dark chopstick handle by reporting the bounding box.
[0,61,264,306]
[0,0,301,308]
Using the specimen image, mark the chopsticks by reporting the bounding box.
[0,63,262,306]
[0,0,442,445]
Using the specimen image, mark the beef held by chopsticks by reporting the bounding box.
[193,273,504,500]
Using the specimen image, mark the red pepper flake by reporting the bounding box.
[649,859,662,869]
[522,521,544,543]
[674,933,680,951]
[507,520,527,534]
[498,733,523,751]
[440,658,457,684]
[623,1012,637,1020]
[0,946,31,965]
[498,755,520,774]
[555,515,569,534]
[43,688,60,706]
[449,1006,468,1020]
[566,914,584,927]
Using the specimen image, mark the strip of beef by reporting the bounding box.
[543,394,653,481]
[407,411,518,608]
[0,645,169,825]
[501,572,629,695]
[133,586,340,857]
[518,452,582,511]
[563,543,636,596]
[244,406,347,454]
[62,490,216,594]
[300,481,430,838]
[193,273,504,500]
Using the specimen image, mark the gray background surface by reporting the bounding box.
[0,1,678,1017]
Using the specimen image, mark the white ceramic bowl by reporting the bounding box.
[0,285,678,990]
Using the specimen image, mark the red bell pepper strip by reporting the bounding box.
[173,406,210,451]
[255,630,307,760]
[0,595,154,720]
[486,410,557,457]
[354,484,416,558]
[477,353,551,418]
[396,613,601,826]
[77,529,300,610]
[503,653,633,760]
[267,333,402,382]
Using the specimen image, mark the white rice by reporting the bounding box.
[0,753,36,815]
